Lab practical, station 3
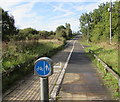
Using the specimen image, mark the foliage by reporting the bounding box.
[2,40,63,71]
[65,23,72,39]
[39,31,49,39]
[55,25,67,39]
[19,28,38,35]
[1,8,17,41]
[55,23,73,40]
[79,1,119,43]
[13,28,56,41]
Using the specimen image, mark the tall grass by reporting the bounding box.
[2,40,63,71]
[80,40,119,99]
[2,40,64,92]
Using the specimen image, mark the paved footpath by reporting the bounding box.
[2,40,74,101]
[58,36,111,101]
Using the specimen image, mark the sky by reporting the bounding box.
[0,0,117,32]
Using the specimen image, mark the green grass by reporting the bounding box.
[80,40,118,75]
[2,40,64,92]
[2,40,62,71]
[80,40,119,99]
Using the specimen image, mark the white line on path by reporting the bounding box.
[80,44,84,48]
[50,40,76,100]
[63,40,76,70]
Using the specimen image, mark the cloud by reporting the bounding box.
[72,2,99,13]
[51,4,75,19]
[48,16,80,31]
[7,1,44,29]
[0,0,28,10]
[98,0,117,3]
[0,0,39,27]
[27,15,80,31]
[51,11,74,19]
[19,16,43,30]
[52,4,63,12]
[53,0,117,2]
[0,0,117,32]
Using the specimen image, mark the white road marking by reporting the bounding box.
[51,40,76,99]
[80,44,84,48]
[63,40,76,70]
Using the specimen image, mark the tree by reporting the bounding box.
[17,28,38,40]
[19,28,38,35]
[55,25,67,39]
[65,23,72,39]
[39,31,49,39]
[1,8,17,41]
[79,1,119,43]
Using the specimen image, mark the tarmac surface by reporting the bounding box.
[58,36,111,101]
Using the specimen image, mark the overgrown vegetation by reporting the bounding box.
[80,40,119,99]
[2,40,63,71]
[79,1,119,43]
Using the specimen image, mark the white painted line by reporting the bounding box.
[63,40,76,70]
[50,40,76,99]
[80,44,84,48]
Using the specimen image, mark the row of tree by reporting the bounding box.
[79,1,119,43]
[13,24,72,41]
[1,8,73,41]
[14,28,55,41]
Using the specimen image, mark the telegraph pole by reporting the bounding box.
[110,0,112,44]
[87,22,89,43]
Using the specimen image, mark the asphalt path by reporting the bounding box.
[58,36,111,101]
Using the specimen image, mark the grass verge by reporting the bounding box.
[80,40,119,100]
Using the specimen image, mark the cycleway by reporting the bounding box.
[58,37,111,101]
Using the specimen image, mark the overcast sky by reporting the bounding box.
[0,0,117,32]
